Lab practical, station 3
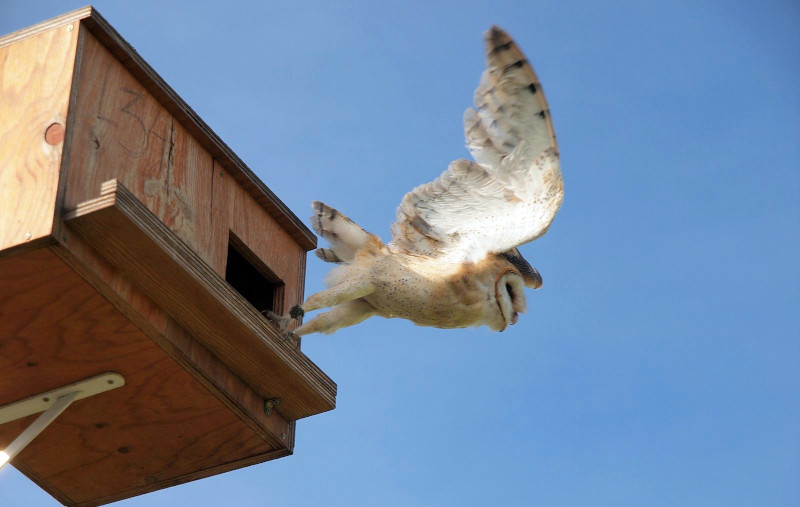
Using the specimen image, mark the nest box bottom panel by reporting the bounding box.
[0,248,288,506]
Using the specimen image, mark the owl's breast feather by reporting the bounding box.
[363,254,502,329]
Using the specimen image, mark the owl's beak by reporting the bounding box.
[501,248,543,289]
[524,267,542,290]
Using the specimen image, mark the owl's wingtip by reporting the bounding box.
[484,25,513,54]
[485,25,508,39]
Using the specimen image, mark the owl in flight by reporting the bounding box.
[289,26,563,335]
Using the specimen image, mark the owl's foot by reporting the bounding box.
[262,310,302,347]
[289,305,305,320]
[262,309,290,331]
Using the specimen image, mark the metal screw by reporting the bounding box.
[281,433,286,440]
[107,379,114,384]
[25,232,31,240]
[43,397,50,402]
[67,25,73,32]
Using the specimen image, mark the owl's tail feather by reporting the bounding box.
[311,201,381,264]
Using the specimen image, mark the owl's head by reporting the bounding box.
[490,248,542,331]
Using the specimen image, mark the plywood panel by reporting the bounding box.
[0,23,78,252]
[52,228,293,448]
[64,29,214,263]
[231,180,306,310]
[209,160,307,311]
[0,248,284,506]
[64,180,336,420]
[73,7,316,250]
[208,160,236,275]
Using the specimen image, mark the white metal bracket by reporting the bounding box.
[0,372,125,468]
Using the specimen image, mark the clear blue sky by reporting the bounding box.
[1,1,798,505]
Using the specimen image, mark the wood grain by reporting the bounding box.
[0,248,287,506]
[52,226,293,449]
[65,29,309,313]
[11,6,316,251]
[0,21,78,251]
[210,161,307,313]
[1,5,315,250]
[64,180,336,421]
[78,8,316,250]
[64,30,215,264]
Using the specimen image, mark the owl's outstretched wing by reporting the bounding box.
[389,26,563,262]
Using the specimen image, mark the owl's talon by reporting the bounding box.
[262,309,290,331]
[283,330,301,349]
[289,305,304,320]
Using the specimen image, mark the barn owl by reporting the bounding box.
[289,26,563,335]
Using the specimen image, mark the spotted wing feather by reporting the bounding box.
[390,26,562,261]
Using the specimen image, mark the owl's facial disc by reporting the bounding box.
[495,271,526,330]
[504,282,520,324]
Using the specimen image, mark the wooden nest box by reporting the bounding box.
[0,7,335,506]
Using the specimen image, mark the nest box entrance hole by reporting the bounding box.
[225,233,285,314]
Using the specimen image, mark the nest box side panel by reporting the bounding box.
[63,28,214,264]
[210,160,307,312]
[0,23,79,254]
[232,177,307,311]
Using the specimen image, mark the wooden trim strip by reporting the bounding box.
[0,6,93,48]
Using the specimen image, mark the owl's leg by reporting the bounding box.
[295,299,376,335]
[299,278,376,313]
